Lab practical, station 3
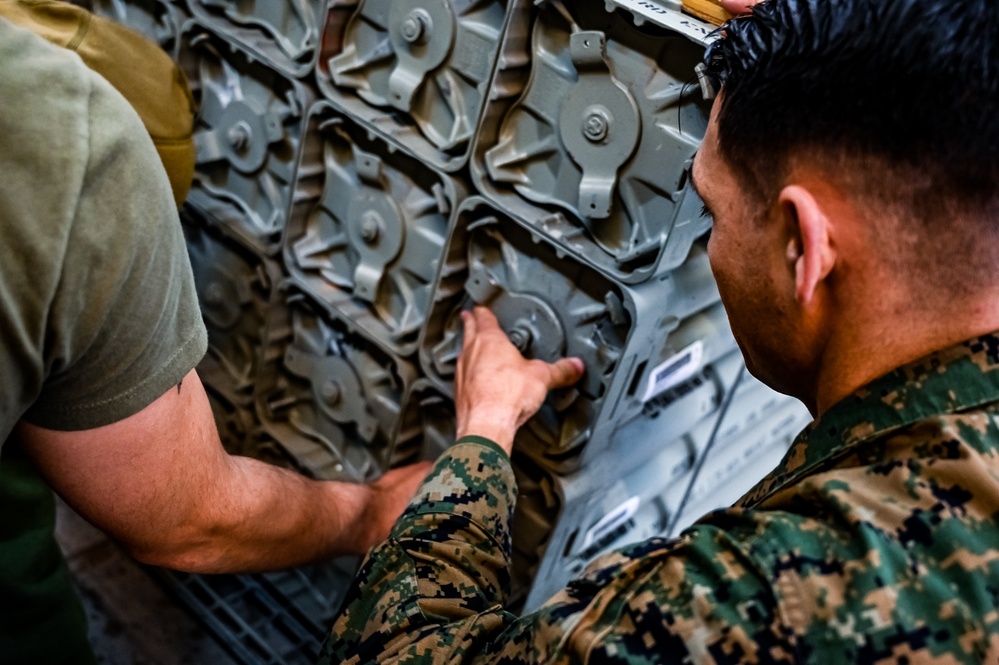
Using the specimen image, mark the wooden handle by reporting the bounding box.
[683,0,733,25]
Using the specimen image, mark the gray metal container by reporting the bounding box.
[283,102,466,357]
[180,22,314,256]
[315,0,524,172]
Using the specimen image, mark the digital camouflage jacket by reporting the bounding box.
[322,334,999,664]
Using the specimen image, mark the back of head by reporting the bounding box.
[705,0,999,235]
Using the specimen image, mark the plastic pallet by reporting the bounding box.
[149,561,356,665]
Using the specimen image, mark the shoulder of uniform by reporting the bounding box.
[0,17,94,102]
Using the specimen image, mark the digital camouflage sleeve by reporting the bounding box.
[322,334,999,664]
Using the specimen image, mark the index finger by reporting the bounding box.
[541,357,586,390]
[461,309,478,342]
[471,306,503,335]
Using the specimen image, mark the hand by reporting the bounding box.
[359,461,434,549]
[454,307,585,454]
[719,0,761,15]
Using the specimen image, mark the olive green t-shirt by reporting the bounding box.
[0,17,207,663]
[0,17,207,436]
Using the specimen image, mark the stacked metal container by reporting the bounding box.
[95,0,811,659]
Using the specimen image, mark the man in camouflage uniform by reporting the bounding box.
[323,0,999,662]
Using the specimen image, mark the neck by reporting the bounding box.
[812,290,999,415]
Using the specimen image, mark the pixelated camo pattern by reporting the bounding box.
[322,334,999,664]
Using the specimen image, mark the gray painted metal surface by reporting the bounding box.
[472,0,711,283]
[393,380,456,465]
[519,365,806,610]
[255,285,416,482]
[181,209,276,409]
[285,103,464,357]
[187,0,326,78]
[316,0,519,171]
[181,208,299,469]
[180,23,312,256]
[421,197,636,470]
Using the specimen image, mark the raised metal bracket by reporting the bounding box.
[386,0,456,111]
[283,346,379,442]
[195,100,284,174]
[558,31,641,220]
[344,150,406,304]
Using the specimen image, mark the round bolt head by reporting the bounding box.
[227,121,252,150]
[582,110,610,143]
[320,380,342,405]
[360,211,382,243]
[400,11,430,44]
[508,326,532,353]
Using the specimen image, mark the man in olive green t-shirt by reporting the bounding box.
[0,17,429,664]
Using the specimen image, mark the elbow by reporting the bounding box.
[125,539,226,573]
[117,518,234,573]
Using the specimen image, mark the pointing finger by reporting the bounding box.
[461,309,477,343]
[542,357,586,390]
[471,306,502,335]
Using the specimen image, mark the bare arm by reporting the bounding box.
[16,369,431,573]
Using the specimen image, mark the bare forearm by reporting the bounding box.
[20,370,427,575]
[131,455,374,573]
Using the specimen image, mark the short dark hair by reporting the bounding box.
[705,0,999,221]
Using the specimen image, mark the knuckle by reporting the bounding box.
[526,359,548,374]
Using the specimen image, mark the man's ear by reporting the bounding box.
[779,185,836,306]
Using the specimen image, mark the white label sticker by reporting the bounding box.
[642,341,704,403]
[582,496,641,551]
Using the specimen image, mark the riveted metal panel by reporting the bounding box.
[283,103,465,357]
[179,22,312,256]
[255,285,416,482]
[315,0,524,171]
[471,0,712,284]
[187,0,327,78]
